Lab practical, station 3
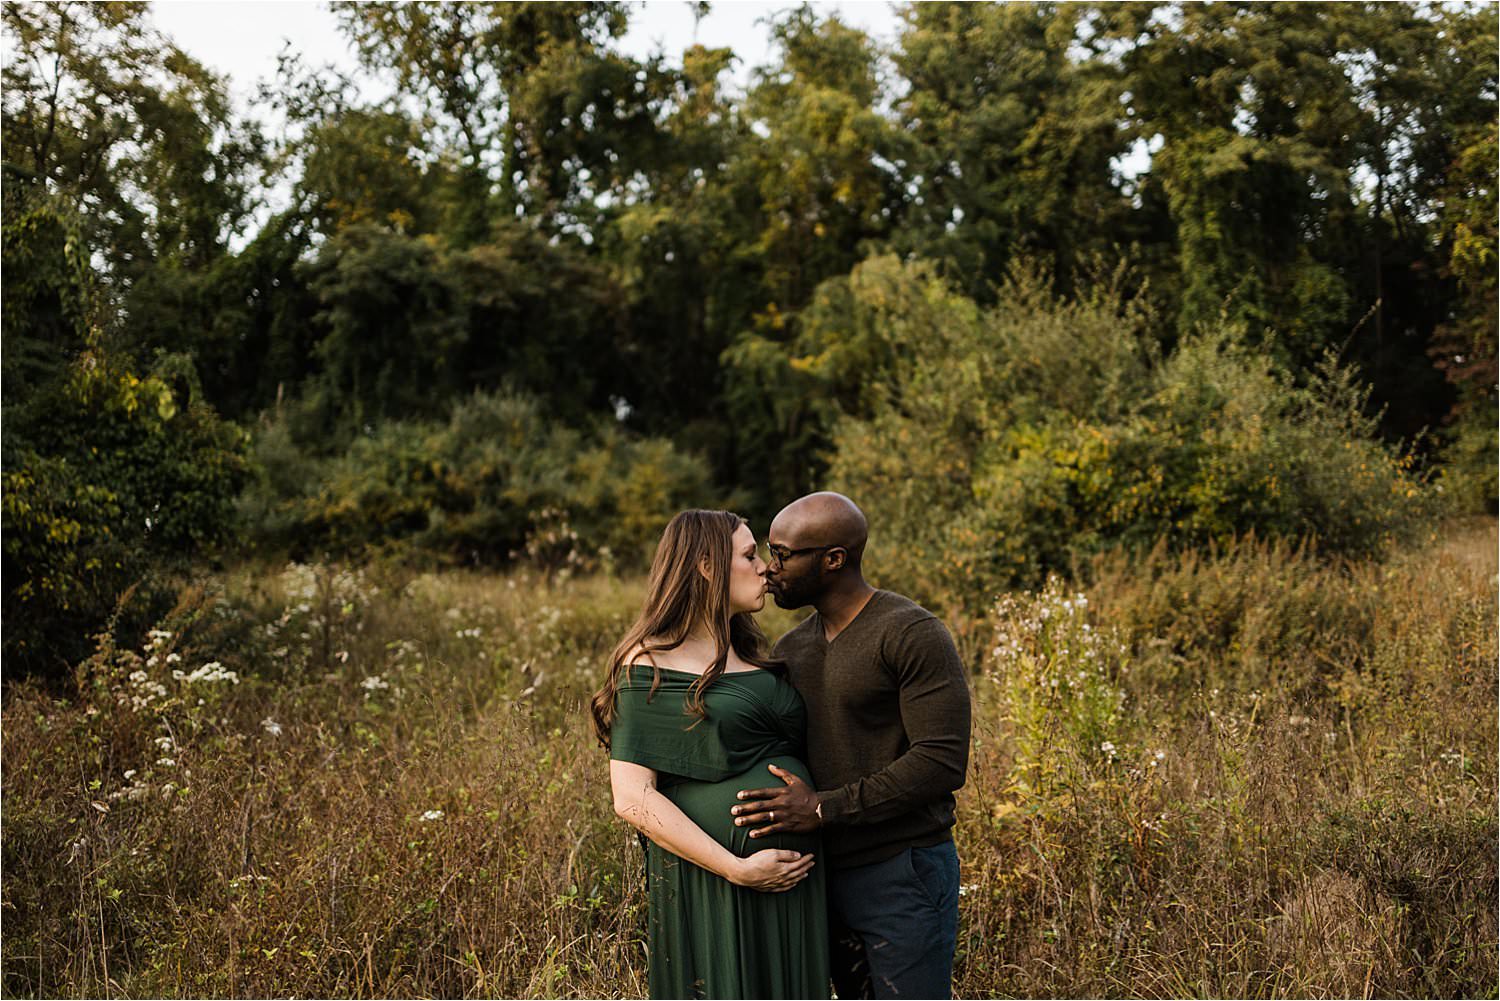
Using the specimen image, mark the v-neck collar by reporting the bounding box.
[817,589,884,648]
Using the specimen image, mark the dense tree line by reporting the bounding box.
[3,1,1494,676]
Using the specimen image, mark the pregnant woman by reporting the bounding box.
[590,509,829,999]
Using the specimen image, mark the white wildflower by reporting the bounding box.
[420,809,444,822]
[261,718,283,737]
[182,661,239,684]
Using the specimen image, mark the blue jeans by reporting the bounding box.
[827,841,960,999]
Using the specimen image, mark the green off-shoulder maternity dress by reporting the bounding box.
[610,664,830,999]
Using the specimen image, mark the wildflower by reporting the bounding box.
[361,675,390,692]
[420,809,444,822]
[165,653,181,664]
[181,662,238,684]
[958,883,978,897]
[1100,741,1117,758]
[261,718,283,737]
[156,757,176,768]
[123,769,137,780]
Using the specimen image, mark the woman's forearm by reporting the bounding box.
[610,761,742,882]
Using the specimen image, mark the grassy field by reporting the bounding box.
[3,521,1496,998]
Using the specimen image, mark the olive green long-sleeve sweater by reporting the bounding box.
[773,589,972,869]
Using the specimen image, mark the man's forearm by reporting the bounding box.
[817,742,967,825]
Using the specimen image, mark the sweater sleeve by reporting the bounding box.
[817,615,971,825]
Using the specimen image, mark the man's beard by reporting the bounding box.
[769,572,819,610]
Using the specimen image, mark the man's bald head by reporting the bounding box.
[771,492,868,568]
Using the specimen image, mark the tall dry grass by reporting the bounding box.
[3,523,1495,998]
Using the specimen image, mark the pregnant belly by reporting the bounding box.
[664,754,820,859]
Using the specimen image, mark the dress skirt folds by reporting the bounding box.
[610,665,830,1000]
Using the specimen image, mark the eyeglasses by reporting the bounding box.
[764,542,837,571]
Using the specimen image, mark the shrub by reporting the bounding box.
[239,389,719,569]
[821,256,1436,632]
[2,353,249,678]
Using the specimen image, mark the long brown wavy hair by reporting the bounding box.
[590,509,779,748]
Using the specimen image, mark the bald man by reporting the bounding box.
[731,492,972,999]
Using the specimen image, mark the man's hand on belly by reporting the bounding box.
[732,764,823,837]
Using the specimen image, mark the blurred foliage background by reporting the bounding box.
[3,0,1495,678]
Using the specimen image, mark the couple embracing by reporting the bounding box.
[591,493,973,999]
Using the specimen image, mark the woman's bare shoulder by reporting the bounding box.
[623,641,708,674]
[621,643,656,667]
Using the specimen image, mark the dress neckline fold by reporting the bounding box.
[627,663,774,679]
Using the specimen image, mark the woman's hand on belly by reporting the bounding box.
[728,847,816,892]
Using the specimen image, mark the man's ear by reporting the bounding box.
[824,547,847,572]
